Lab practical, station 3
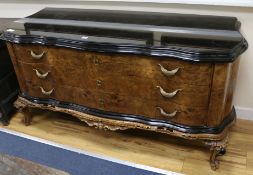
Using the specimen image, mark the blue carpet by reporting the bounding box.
[0,130,168,175]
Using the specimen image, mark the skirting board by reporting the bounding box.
[0,1,251,19]
[235,106,253,121]
[0,127,182,175]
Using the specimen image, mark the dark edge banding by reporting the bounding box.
[0,33,248,63]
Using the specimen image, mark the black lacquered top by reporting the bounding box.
[0,8,248,62]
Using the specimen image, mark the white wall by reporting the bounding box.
[0,1,253,119]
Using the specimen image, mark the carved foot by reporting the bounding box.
[14,97,33,126]
[22,107,33,126]
[210,147,226,170]
[204,136,228,170]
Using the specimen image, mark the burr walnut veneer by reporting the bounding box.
[1,8,248,170]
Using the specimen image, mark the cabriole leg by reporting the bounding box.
[204,136,228,170]
[209,145,226,170]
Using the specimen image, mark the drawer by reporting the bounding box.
[94,75,210,107]
[13,44,49,64]
[18,61,53,88]
[24,83,77,105]
[76,88,208,126]
[93,53,213,86]
[155,100,207,126]
[17,60,95,90]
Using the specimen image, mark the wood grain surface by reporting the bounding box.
[8,43,216,126]
[207,59,240,127]
[1,111,253,175]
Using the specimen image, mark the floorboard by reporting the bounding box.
[1,110,253,175]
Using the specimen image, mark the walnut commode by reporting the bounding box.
[1,8,248,170]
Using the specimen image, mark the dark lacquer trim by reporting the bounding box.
[1,32,248,63]
[20,93,236,135]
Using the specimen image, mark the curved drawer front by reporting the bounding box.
[13,44,49,64]
[24,84,76,104]
[18,61,53,87]
[24,83,207,126]
[12,44,211,126]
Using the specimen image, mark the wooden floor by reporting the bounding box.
[1,110,253,175]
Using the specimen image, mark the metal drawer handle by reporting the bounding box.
[158,64,179,76]
[30,50,46,59]
[156,86,181,98]
[40,87,54,96]
[33,69,50,79]
[156,107,178,118]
